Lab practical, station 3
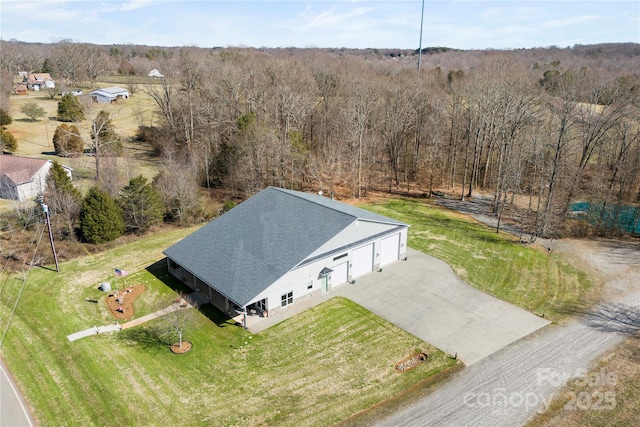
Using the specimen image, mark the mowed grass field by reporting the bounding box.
[0,225,457,427]
[0,196,599,425]
[5,79,161,190]
[365,199,598,322]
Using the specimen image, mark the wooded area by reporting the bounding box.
[2,40,640,239]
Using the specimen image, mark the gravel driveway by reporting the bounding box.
[374,199,640,426]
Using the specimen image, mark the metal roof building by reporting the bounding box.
[164,187,409,318]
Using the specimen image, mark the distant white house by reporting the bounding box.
[0,155,73,202]
[25,73,55,91]
[90,87,129,104]
[148,69,164,77]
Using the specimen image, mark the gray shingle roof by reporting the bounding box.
[163,186,406,307]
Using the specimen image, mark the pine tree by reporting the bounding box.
[118,176,164,233]
[41,58,54,74]
[57,93,85,122]
[79,187,125,244]
[53,124,84,156]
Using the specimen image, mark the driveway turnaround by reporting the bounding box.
[333,248,550,365]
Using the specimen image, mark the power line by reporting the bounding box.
[0,221,46,348]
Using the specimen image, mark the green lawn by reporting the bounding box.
[0,225,455,427]
[365,198,598,322]
[0,197,597,425]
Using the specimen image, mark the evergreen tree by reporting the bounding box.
[79,187,125,244]
[0,108,12,126]
[118,176,164,233]
[57,93,85,122]
[41,58,54,74]
[53,124,84,156]
[0,129,18,153]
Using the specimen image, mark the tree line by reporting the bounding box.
[2,40,639,242]
[138,46,639,238]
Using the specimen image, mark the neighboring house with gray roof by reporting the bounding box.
[0,155,72,201]
[90,87,129,103]
[164,187,409,319]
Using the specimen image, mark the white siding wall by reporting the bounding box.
[247,226,408,312]
[14,162,52,201]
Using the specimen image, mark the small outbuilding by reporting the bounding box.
[90,87,129,103]
[164,187,409,318]
[14,84,28,95]
[0,155,73,201]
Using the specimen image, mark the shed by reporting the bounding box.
[90,87,130,103]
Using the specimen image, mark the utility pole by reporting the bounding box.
[39,196,60,272]
[418,0,425,74]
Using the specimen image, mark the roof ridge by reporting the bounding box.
[269,186,359,220]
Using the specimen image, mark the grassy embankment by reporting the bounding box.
[366,198,598,322]
[527,335,640,426]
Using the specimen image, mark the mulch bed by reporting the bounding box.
[395,352,428,372]
[104,284,146,321]
[170,341,192,354]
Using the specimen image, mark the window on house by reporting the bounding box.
[333,253,348,261]
[281,291,293,307]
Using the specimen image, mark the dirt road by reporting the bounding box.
[374,200,640,426]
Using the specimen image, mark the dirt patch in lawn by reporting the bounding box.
[104,284,146,321]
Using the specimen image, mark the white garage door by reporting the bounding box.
[380,234,400,267]
[331,262,349,287]
[351,243,374,278]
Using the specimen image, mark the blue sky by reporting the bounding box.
[1,1,638,49]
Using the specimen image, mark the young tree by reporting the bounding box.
[57,93,85,122]
[89,110,122,181]
[20,102,46,122]
[0,129,18,153]
[153,162,200,225]
[79,187,125,244]
[118,175,164,233]
[52,124,84,156]
[162,298,196,352]
[45,161,81,239]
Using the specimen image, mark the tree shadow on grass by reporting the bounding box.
[117,324,172,352]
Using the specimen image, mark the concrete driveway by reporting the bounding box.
[333,248,550,365]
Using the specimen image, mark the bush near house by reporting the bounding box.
[0,128,18,153]
[0,108,12,126]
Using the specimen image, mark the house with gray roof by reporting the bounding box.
[90,87,129,103]
[163,187,409,320]
[0,155,72,201]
